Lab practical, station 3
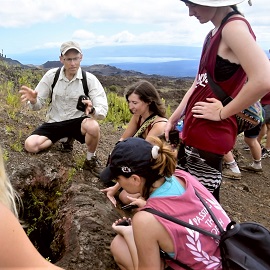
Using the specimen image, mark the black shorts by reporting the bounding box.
[244,121,262,138]
[31,117,88,144]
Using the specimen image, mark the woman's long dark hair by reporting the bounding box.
[125,80,167,117]
[230,5,243,16]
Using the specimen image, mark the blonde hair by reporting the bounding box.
[0,148,19,218]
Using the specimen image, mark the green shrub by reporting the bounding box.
[101,91,131,128]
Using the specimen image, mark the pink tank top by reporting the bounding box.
[144,169,231,269]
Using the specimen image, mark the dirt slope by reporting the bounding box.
[1,74,269,269]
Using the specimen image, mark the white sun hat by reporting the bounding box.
[181,0,252,7]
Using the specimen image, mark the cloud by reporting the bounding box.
[0,0,268,52]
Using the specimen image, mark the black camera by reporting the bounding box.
[76,95,89,112]
[116,219,130,226]
[121,204,139,211]
[158,130,180,146]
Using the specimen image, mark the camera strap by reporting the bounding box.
[133,114,157,138]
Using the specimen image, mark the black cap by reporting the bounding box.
[100,137,154,183]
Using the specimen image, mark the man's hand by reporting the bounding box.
[83,99,95,115]
[19,86,37,104]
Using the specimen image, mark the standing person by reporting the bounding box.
[0,147,63,269]
[101,80,168,206]
[258,92,270,158]
[164,0,270,201]
[240,122,263,172]
[223,121,263,180]
[100,137,230,270]
[19,41,108,177]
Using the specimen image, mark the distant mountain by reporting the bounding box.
[0,55,27,67]
[8,44,202,77]
[6,45,270,77]
[110,60,199,77]
[42,61,152,77]
[42,60,198,78]
[43,61,61,69]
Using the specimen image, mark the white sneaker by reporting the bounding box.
[222,168,241,180]
[59,137,68,143]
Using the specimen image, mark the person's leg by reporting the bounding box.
[240,136,262,172]
[222,151,241,180]
[240,123,262,172]
[24,135,53,153]
[81,118,100,154]
[257,123,266,145]
[261,105,270,158]
[245,137,262,161]
[24,122,65,153]
[80,118,103,177]
[110,235,133,270]
[185,146,223,202]
[262,123,270,158]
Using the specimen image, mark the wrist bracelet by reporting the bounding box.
[219,109,223,121]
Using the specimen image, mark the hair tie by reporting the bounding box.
[151,145,160,159]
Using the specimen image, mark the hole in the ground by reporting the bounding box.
[20,181,64,263]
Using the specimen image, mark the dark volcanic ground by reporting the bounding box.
[1,72,269,269]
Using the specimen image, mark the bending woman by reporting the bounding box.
[100,137,230,269]
[101,80,168,206]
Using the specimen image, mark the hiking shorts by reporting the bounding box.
[244,121,262,138]
[31,117,88,144]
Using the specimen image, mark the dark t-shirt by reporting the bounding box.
[182,17,255,155]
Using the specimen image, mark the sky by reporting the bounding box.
[0,0,269,64]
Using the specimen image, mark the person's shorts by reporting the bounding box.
[244,121,262,138]
[31,117,89,144]
[262,104,270,124]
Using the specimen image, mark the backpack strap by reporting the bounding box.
[144,207,220,239]
[143,189,228,269]
[81,70,89,97]
[50,68,90,102]
[207,71,232,106]
[194,190,224,233]
[51,67,61,90]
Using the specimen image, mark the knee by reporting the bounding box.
[110,237,118,256]
[110,236,124,266]
[83,119,100,135]
[24,136,42,153]
[24,138,36,153]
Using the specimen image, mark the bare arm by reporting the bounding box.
[120,115,140,140]
[112,221,138,270]
[145,118,167,140]
[132,211,165,270]
[192,20,270,121]
[164,78,197,139]
[0,203,63,269]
